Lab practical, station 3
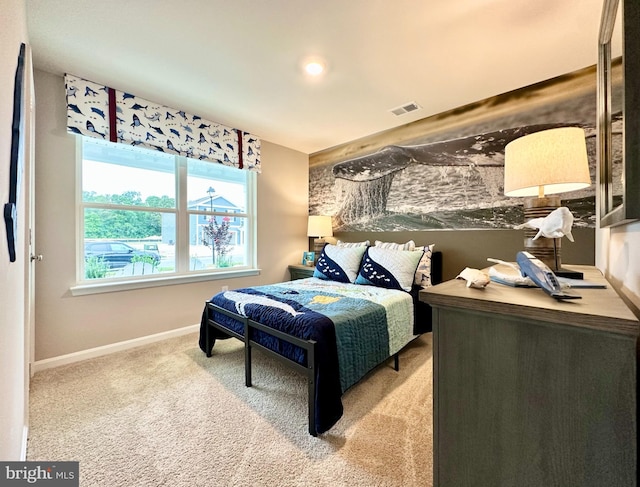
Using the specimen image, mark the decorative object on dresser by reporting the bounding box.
[504,127,591,277]
[421,266,639,487]
[307,215,333,254]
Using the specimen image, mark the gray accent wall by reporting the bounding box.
[336,228,595,282]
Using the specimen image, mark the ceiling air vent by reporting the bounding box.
[390,101,421,116]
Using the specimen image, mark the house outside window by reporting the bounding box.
[78,137,256,287]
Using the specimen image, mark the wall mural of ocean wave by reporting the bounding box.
[310,65,619,232]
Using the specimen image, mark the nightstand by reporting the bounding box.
[288,264,315,280]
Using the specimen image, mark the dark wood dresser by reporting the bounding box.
[420,265,639,487]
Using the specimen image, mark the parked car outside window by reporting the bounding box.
[84,241,160,269]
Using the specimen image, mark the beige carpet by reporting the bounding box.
[27,332,433,486]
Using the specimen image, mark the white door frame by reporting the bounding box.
[21,44,36,460]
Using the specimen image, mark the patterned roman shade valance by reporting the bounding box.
[65,74,261,172]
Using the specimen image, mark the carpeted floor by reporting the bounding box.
[27,332,433,486]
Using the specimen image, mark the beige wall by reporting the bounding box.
[0,0,29,460]
[33,70,309,360]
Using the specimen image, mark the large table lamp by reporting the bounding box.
[307,215,333,254]
[504,127,591,275]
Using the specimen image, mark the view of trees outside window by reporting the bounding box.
[80,138,252,281]
[201,215,232,266]
[187,159,248,272]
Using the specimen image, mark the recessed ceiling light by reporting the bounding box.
[301,57,327,77]
[305,61,325,76]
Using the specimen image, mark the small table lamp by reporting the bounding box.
[504,127,591,276]
[307,215,333,254]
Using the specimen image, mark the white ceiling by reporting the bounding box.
[25,0,606,155]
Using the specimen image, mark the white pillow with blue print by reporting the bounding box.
[355,246,424,291]
[313,244,367,283]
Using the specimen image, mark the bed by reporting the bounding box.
[199,242,442,436]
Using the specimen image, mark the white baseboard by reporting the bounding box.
[32,324,200,373]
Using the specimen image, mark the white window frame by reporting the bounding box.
[71,138,258,296]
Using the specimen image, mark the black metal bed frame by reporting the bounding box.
[204,302,400,436]
[202,251,442,436]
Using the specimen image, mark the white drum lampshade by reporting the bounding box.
[504,127,591,198]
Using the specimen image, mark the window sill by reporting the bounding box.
[70,268,261,296]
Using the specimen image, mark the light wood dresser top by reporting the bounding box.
[421,264,639,336]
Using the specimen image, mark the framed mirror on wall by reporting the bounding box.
[597,0,640,227]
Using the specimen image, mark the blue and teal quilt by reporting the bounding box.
[199,277,415,434]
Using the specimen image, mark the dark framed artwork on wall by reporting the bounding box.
[3,42,26,262]
[597,0,640,227]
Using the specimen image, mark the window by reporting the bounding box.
[77,137,256,289]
